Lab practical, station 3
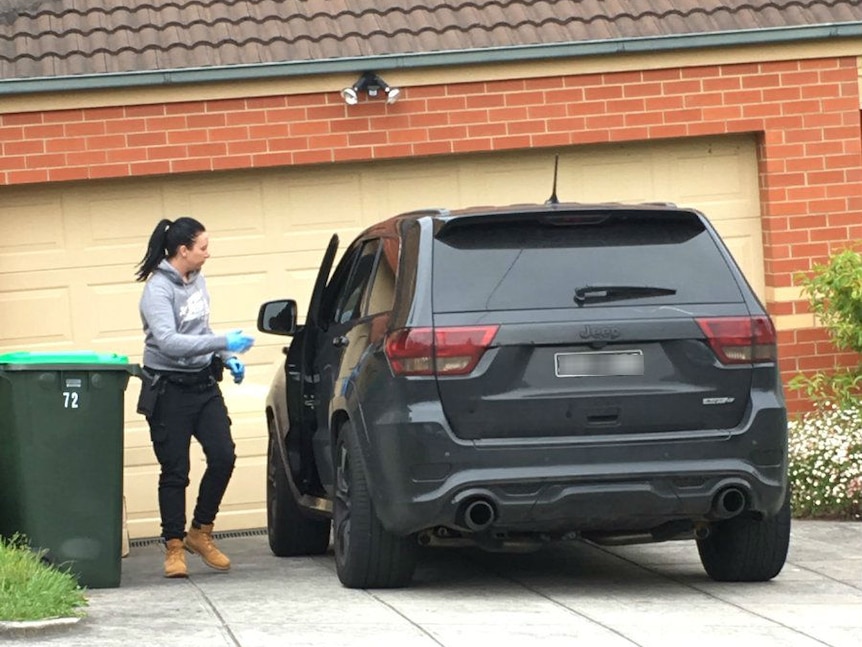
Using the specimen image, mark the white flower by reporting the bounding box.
[789,405,862,518]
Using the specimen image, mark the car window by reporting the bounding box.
[365,237,398,316]
[333,239,380,324]
[432,212,744,312]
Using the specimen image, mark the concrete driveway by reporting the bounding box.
[3,520,860,647]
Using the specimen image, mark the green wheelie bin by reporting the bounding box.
[0,351,137,588]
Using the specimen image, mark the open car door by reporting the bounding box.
[285,233,339,494]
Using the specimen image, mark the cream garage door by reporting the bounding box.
[0,134,762,539]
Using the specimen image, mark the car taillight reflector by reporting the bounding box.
[696,316,777,364]
[384,325,499,376]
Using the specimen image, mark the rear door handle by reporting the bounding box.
[332,335,349,348]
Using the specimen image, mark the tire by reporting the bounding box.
[697,491,791,582]
[266,433,331,557]
[333,421,418,588]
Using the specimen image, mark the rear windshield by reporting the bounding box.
[432,211,744,313]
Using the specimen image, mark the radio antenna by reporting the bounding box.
[545,155,559,205]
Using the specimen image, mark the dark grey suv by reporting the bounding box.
[257,201,790,589]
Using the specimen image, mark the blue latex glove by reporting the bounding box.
[225,330,255,354]
[224,357,245,384]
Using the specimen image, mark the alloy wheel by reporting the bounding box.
[334,441,352,561]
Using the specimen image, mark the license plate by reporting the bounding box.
[555,350,644,377]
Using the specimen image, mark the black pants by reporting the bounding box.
[147,380,236,541]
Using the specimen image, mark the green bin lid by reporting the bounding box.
[0,351,129,365]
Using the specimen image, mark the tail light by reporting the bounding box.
[384,325,499,376]
[696,316,776,364]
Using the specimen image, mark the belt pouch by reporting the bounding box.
[136,368,162,416]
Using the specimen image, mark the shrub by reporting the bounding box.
[788,404,862,520]
[0,534,88,622]
[789,247,862,409]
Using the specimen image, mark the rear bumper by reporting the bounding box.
[356,401,787,536]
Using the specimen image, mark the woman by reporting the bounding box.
[135,216,254,578]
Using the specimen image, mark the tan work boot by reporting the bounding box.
[184,523,231,571]
[164,539,188,578]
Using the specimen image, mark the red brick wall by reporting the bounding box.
[1,57,861,413]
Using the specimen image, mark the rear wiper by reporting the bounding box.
[573,284,677,306]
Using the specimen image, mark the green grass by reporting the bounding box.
[0,534,88,622]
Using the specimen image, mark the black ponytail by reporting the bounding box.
[135,216,206,282]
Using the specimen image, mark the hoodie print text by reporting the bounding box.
[179,288,209,327]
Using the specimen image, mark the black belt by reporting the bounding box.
[151,366,215,389]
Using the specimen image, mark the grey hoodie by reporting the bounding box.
[139,259,229,372]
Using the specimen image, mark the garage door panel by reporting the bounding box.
[226,410,266,442]
[466,162,556,206]
[210,509,265,537]
[370,167,461,221]
[0,197,68,273]
[205,269,268,327]
[560,143,656,203]
[60,182,166,271]
[79,189,166,248]
[270,265,327,323]
[0,285,73,350]
[124,420,159,536]
[165,179,265,230]
[671,141,758,211]
[722,236,759,289]
[220,449,265,497]
[713,220,766,300]
[125,443,156,469]
[576,159,656,203]
[171,182,272,261]
[279,173,364,229]
[125,424,159,472]
[77,267,147,358]
[125,473,224,540]
[222,396,266,434]
[220,464,264,510]
[87,279,144,339]
[123,466,160,537]
[124,423,266,538]
[0,134,764,538]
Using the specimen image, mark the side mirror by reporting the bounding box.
[257,299,298,336]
